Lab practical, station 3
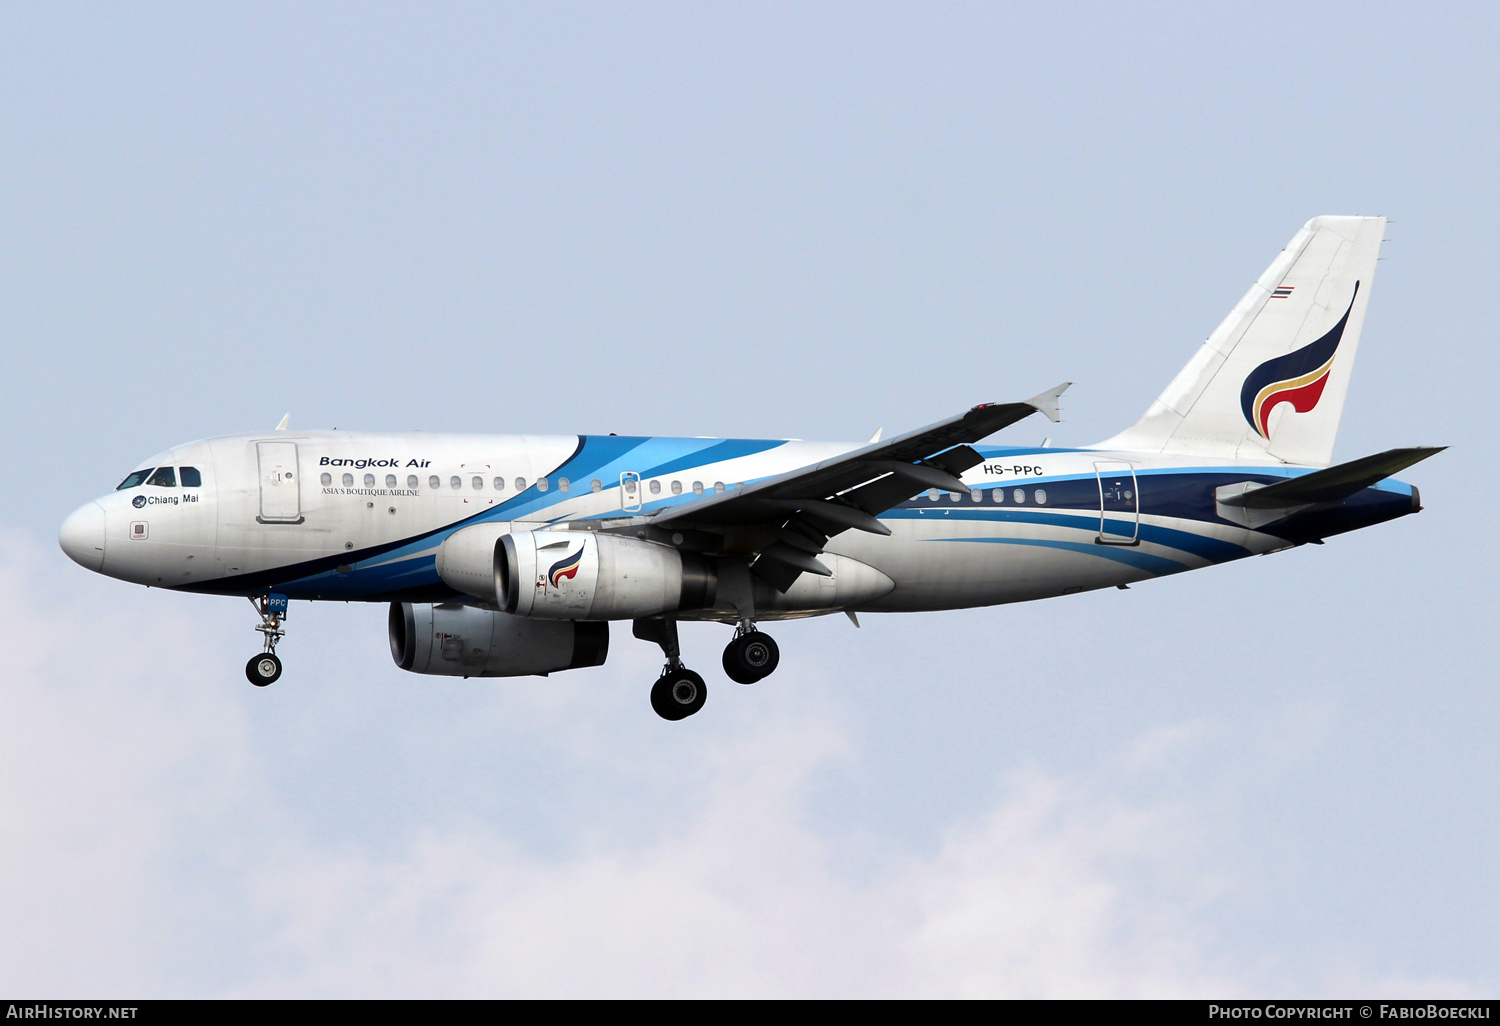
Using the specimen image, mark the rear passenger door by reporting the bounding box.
[1094,460,1139,544]
[256,441,303,523]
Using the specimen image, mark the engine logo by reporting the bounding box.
[547,547,584,589]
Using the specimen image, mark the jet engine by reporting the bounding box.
[389,601,609,677]
[498,531,716,620]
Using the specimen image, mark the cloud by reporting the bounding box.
[0,530,1477,997]
[0,530,258,994]
[235,749,1231,997]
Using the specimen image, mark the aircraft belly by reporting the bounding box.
[830,511,1243,613]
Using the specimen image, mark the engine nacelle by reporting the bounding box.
[498,531,716,620]
[389,601,609,677]
[435,522,514,605]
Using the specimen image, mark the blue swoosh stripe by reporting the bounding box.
[880,507,1249,562]
[637,438,789,480]
[934,536,1189,575]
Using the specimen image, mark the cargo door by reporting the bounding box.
[257,441,304,524]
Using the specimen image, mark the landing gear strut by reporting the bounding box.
[245,595,285,687]
[722,621,779,685]
[634,618,706,721]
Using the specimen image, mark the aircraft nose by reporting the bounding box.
[59,501,106,572]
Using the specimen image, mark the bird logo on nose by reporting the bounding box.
[132,495,147,509]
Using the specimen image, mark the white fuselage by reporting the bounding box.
[59,429,1419,618]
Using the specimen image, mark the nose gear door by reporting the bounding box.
[257,441,304,524]
[1094,461,1139,545]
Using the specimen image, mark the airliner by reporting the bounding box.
[60,216,1440,719]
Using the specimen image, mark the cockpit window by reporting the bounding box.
[146,467,177,487]
[116,469,154,490]
[180,466,202,487]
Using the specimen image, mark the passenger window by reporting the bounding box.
[494,477,505,490]
[949,490,961,503]
[992,488,1005,503]
[472,476,483,490]
[450,476,461,490]
[408,475,419,489]
[146,467,176,487]
[927,488,939,501]
[515,478,526,490]
[714,481,725,494]
[1013,488,1025,504]
[671,481,682,495]
[116,469,154,490]
[591,479,602,493]
[180,467,202,487]
[1035,489,1047,504]
[321,473,332,486]
[970,489,982,502]
[692,481,704,495]
[537,477,549,491]
[386,474,397,488]
[649,480,661,495]
[364,474,375,487]
[343,473,354,487]
[559,478,570,492]
[429,476,441,489]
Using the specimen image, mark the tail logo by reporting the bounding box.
[1240,283,1359,440]
[547,547,584,589]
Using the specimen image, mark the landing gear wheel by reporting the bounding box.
[651,668,707,720]
[246,652,283,687]
[722,632,779,684]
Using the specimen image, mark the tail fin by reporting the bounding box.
[1096,216,1387,467]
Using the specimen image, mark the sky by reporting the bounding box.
[1,1,1497,997]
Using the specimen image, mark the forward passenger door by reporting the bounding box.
[257,441,303,524]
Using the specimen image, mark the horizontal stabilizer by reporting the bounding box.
[1218,446,1445,509]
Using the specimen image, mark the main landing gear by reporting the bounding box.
[634,619,706,721]
[245,596,285,687]
[651,667,707,721]
[722,622,779,685]
[634,617,781,720]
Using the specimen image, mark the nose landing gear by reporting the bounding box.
[245,595,287,687]
[246,652,282,686]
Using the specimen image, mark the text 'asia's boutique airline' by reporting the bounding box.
[61,216,1440,719]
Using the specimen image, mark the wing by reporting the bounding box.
[618,383,1070,592]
